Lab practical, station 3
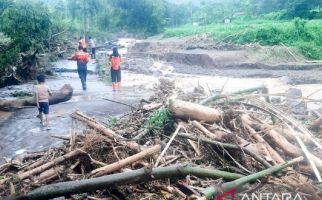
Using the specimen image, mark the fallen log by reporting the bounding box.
[91,144,161,177]
[0,84,73,111]
[5,165,244,200]
[168,99,222,123]
[201,156,304,200]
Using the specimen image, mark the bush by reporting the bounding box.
[144,108,173,135]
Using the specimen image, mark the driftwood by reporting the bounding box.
[33,166,64,184]
[71,111,142,152]
[177,133,272,168]
[168,99,222,123]
[0,84,73,110]
[91,145,161,177]
[192,121,226,140]
[253,122,322,173]
[200,85,267,105]
[0,149,85,185]
[241,115,285,164]
[5,165,244,200]
[248,98,322,150]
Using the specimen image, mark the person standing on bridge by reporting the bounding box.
[69,45,90,91]
[109,47,122,92]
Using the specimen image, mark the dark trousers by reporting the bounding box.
[111,69,121,82]
[77,63,87,90]
[91,48,96,59]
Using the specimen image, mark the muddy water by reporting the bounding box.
[0,58,150,160]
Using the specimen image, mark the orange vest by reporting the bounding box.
[73,51,89,63]
[79,38,87,48]
[110,56,121,70]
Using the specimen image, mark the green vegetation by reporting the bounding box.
[144,108,173,135]
[107,116,118,128]
[0,0,321,87]
[164,18,322,59]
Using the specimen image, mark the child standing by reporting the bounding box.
[35,75,52,130]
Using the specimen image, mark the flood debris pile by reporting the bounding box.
[1,80,322,200]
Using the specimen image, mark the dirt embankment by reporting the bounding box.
[126,36,322,84]
[129,37,322,70]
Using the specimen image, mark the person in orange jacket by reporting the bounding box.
[69,45,90,90]
[109,47,122,91]
[79,36,87,52]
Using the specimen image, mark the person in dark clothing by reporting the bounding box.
[89,36,96,59]
[69,46,90,90]
[109,47,121,91]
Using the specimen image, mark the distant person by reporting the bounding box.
[35,74,52,130]
[109,47,121,91]
[79,36,87,52]
[69,45,90,90]
[89,36,96,59]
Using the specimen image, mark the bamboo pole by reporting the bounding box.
[91,145,161,177]
[192,120,226,140]
[154,125,182,167]
[200,85,266,105]
[201,157,304,200]
[6,165,244,200]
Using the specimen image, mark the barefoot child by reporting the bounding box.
[35,75,52,130]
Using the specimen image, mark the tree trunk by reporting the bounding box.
[0,84,73,110]
[168,99,222,123]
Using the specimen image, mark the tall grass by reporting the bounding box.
[164,19,322,59]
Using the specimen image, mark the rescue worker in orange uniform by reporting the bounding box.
[69,45,90,90]
[109,47,122,92]
[79,36,87,52]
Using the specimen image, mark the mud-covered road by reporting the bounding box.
[0,59,150,160]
